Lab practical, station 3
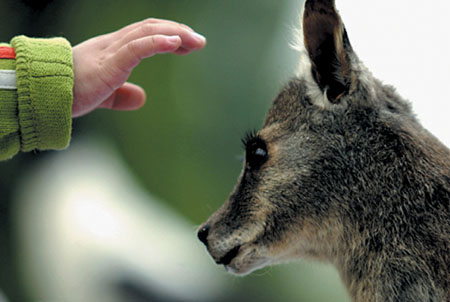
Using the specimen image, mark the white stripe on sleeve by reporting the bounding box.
[0,70,17,90]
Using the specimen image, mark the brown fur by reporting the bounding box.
[198,1,450,301]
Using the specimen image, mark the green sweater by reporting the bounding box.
[0,36,73,161]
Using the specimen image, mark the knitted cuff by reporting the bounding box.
[0,48,19,160]
[11,36,73,152]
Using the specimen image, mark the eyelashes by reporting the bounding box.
[241,129,259,150]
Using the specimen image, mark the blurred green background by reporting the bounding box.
[0,0,349,301]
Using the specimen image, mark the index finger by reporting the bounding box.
[113,18,194,38]
[112,23,206,53]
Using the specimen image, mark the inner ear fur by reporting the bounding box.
[303,0,353,103]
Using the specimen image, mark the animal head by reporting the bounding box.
[198,0,449,279]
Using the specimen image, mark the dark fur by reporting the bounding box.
[198,1,450,301]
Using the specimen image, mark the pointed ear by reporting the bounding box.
[303,0,353,103]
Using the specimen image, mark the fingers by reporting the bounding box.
[114,22,206,54]
[109,35,182,78]
[114,18,194,38]
[72,18,205,118]
[99,82,146,111]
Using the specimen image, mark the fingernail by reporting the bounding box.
[193,32,206,43]
[167,35,181,44]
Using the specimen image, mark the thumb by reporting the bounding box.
[99,82,146,111]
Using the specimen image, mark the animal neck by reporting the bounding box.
[329,218,396,301]
[334,248,379,302]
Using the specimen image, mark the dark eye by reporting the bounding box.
[246,138,268,169]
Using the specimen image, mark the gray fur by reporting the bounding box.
[198,1,450,301]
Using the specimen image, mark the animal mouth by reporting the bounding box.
[216,245,241,266]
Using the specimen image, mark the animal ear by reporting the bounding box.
[303,0,353,103]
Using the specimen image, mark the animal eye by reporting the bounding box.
[246,139,268,169]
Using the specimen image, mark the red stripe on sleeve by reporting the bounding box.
[0,47,16,59]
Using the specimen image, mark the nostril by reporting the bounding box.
[197,225,210,246]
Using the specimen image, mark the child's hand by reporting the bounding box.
[71,18,206,117]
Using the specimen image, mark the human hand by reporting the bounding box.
[71,18,206,117]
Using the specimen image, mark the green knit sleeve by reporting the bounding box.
[0,36,73,161]
[0,48,19,160]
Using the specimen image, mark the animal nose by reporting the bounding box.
[197,224,210,246]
